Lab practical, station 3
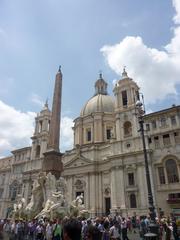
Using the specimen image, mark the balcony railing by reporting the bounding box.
[167,198,180,204]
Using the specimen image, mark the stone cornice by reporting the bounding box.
[107,149,152,159]
[144,105,180,119]
[11,146,31,154]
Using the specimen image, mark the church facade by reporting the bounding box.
[0,69,179,218]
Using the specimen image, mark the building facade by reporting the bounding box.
[0,69,179,218]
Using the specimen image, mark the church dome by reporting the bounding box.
[80,94,114,116]
[80,73,114,116]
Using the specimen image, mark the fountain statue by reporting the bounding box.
[12,195,26,219]
[13,172,89,220]
[70,193,89,218]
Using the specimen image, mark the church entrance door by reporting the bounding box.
[105,197,111,215]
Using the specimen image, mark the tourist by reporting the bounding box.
[126,218,131,232]
[121,218,129,240]
[52,219,62,240]
[28,219,37,240]
[172,217,179,240]
[139,216,147,239]
[144,216,150,229]
[86,225,102,240]
[63,218,82,240]
[46,220,53,240]
[131,215,136,233]
[82,219,92,240]
[0,220,3,240]
[35,222,44,240]
[110,220,121,240]
[102,221,110,240]
[3,219,11,240]
[16,219,25,240]
[11,220,18,240]
[164,218,172,240]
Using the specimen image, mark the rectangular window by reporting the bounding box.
[158,167,166,184]
[174,132,180,143]
[39,121,43,132]
[154,136,160,148]
[86,129,91,142]
[122,90,128,107]
[160,117,167,127]
[106,129,111,140]
[152,120,157,129]
[0,189,3,199]
[128,173,135,186]
[171,116,177,125]
[1,174,5,185]
[146,124,150,131]
[168,193,180,199]
[163,134,171,146]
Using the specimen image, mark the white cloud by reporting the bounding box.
[173,0,180,24]
[112,79,118,86]
[60,116,74,151]
[30,93,44,107]
[0,99,74,156]
[0,100,36,156]
[101,0,180,105]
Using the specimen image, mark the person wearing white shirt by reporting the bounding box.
[110,221,121,240]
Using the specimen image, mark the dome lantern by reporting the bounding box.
[94,72,108,96]
[80,73,114,116]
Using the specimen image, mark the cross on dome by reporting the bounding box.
[122,66,128,79]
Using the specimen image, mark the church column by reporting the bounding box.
[95,173,99,213]
[78,119,83,145]
[66,177,73,203]
[35,119,39,134]
[115,114,121,141]
[94,117,103,142]
[117,167,126,210]
[42,116,49,132]
[41,139,48,156]
[84,174,89,209]
[110,167,117,211]
[98,172,103,215]
[137,164,148,209]
[111,166,126,214]
[89,173,96,216]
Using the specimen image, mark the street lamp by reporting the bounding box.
[136,99,159,236]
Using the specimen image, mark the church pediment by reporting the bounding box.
[64,154,92,168]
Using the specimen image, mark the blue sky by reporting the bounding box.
[0,0,180,156]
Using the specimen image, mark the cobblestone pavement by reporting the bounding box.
[127,229,141,240]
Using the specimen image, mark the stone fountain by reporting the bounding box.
[13,172,88,220]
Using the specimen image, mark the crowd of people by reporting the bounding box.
[0,214,179,240]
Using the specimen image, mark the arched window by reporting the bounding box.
[9,181,18,201]
[39,121,43,132]
[124,121,132,137]
[166,159,179,183]
[36,145,41,158]
[130,193,137,208]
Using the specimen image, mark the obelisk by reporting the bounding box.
[42,66,63,179]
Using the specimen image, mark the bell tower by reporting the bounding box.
[31,101,51,160]
[42,67,63,178]
[113,68,140,141]
[113,67,140,110]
